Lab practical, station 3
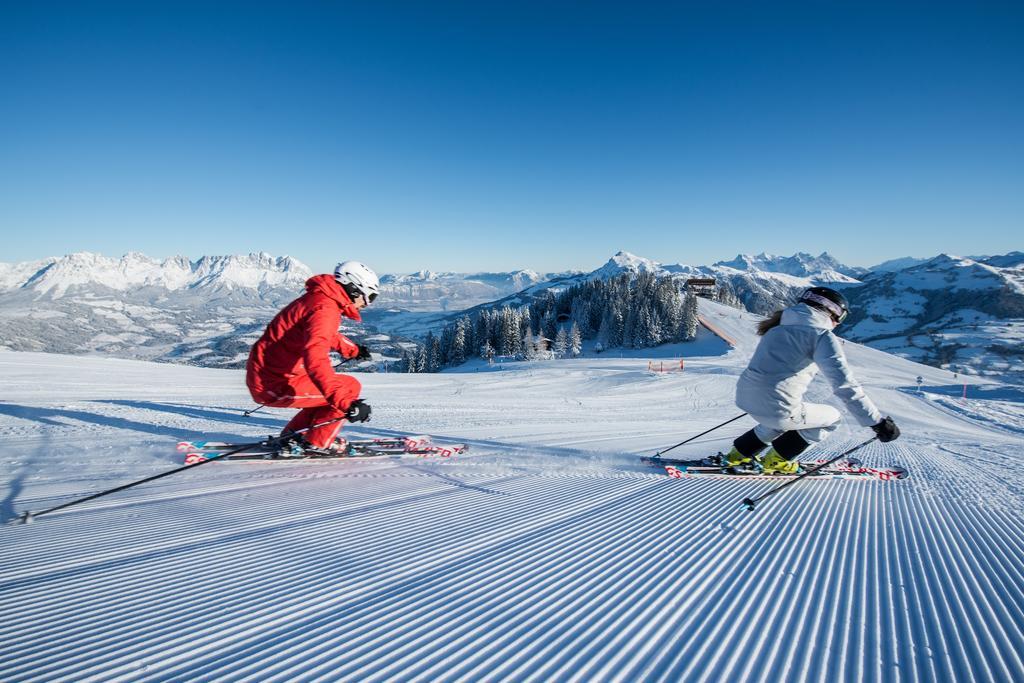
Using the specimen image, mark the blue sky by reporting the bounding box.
[2,2,1021,274]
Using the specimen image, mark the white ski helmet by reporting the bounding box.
[334,261,380,304]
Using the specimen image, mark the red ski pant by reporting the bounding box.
[249,373,360,448]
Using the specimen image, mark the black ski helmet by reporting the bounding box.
[798,286,849,324]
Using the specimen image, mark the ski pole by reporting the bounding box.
[651,413,747,458]
[741,436,878,512]
[17,416,348,525]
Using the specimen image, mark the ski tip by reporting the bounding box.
[20,510,34,525]
[742,498,756,511]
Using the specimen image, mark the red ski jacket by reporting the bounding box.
[246,274,363,410]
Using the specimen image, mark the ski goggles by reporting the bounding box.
[800,291,848,323]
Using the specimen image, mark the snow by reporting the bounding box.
[1,303,1024,682]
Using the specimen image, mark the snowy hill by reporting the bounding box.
[593,251,859,312]
[868,255,932,273]
[843,254,1024,380]
[420,250,1024,382]
[424,250,851,327]
[1,298,1022,681]
[981,251,1024,269]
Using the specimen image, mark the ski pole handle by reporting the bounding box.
[742,436,879,512]
[243,404,267,417]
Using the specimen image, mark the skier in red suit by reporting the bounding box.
[246,261,380,449]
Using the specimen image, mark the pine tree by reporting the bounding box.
[476,310,492,353]
[522,329,537,360]
[542,308,558,342]
[499,307,518,356]
[459,315,475,356]
[683,292,699,340]
[480,340,495,362]
[611,307,625,348]
[570,296,590,336]
[569,321,583,357]
[553,326,568,357]
[632,306,651,348]
[623,305,637,348]
[520,307,533,338]
[451,318,467,365]
[428,335,443,372]
[596,308,612,349]
[439,324,455,366]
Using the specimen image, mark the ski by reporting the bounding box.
[653,457,908,481]
[640,454,724,468]
[180,435,467,465]
[177,435,431,453]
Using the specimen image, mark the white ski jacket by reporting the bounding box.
[736,304,882,427]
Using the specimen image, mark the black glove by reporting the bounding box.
[346,399,372,423]
[871,416,900,443]
[355,344,372,361]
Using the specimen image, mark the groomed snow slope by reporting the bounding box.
[1,304,1023,682]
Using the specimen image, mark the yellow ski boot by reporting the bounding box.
[723,446,761,470]
[761,449,802,475]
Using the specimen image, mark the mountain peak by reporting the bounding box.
[603,251,662,273]
[713,251,862,282]
[1,252,312,297]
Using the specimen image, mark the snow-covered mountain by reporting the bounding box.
[868,256,932,273]
[0,252,411,368]
[0,251,312,297]
[0,256,60,290]
[980,251,1024,269]
[511,250,842,314]
[379,269,558,311]
[4,249,1022,381]
[590,251,1024,379]
[714,251,866,281]
[588,251,674,279]
[0,252,563,368]
[842,254,1024,379]
[409,249,1023,382]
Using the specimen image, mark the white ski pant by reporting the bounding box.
[750,402,842,447]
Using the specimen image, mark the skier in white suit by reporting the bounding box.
[723,287,900,474]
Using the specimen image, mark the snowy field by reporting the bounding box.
[2,302,1024,682]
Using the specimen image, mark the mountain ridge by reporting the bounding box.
[2,249,1021,380]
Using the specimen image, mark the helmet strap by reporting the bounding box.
[341,282,363,304]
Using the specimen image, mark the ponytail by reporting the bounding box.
[756,310,783,336]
